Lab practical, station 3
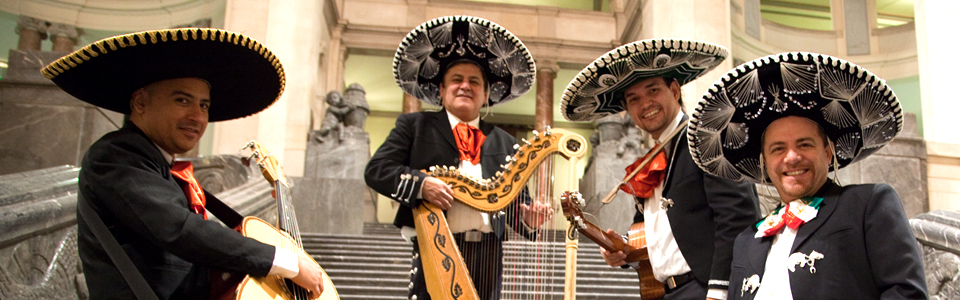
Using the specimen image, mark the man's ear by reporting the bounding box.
[669,79,681,101]
[129,88,148,114]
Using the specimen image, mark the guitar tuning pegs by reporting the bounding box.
[532,130,539,136]
[544,126,552,136]
[513,144,520,150]
[505,155,513,162]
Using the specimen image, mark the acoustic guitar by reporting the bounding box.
[213,141,340,300]
[559,191,664,300]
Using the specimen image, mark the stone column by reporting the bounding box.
[830,0,876,56]
[743,0,761,40]
[15,16,47,51]
[217,0,326,177]
[915,0,960,211]
[637,0,733,113]
[402,93,421,113]
[535,60,558,131]
[47,23,79,52]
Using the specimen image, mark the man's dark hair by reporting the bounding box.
[443,59,490,92]
[760,117,831,150]
[619,76,683,107]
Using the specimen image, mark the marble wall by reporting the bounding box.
[0,50,122,176]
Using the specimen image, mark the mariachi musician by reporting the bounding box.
[43,28,325,299]
[560,39,760,300]
[364,16,554,300]
[687,52,926,299]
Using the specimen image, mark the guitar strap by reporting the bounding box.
[78,187,244,300]
[78,197,160,300]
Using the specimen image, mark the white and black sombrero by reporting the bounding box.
[42,28,284,122]
[393,15,536,107]
[687,52,903,182]
[561,39,729,122]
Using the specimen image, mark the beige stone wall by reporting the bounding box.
[927,142,960,211]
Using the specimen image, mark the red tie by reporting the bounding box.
[170,161,207,220]
[454,123,486,165]
[620,146,668,198]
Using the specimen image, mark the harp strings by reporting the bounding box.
[501,153,560,300]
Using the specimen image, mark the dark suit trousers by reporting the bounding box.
[665,279,707,300]
[409,232,503,300]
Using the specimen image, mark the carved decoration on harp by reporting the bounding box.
[412,127,587,300]
[424,127,588,212]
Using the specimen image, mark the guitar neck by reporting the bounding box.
[274,181,300,243]
[576,218,629,253]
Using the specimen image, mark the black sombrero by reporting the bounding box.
[561,39,729,122]
[687,52,903,182]
[41,28,284,122]
[393,15,536,107]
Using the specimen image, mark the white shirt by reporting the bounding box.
[442,111,494,234]
[640,112,726,299]
[754,226,798,300]
[156,144,300,278]
[400,111,493,241]
[643,111,693,283]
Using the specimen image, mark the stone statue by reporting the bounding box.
[316,83,370,143]
[341,83,370,129]
[318,90,348,142]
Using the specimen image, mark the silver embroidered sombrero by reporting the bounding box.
[393,15,536,107]
[687,52,903,182]
[42,28,284,122]
[560,39,729,122]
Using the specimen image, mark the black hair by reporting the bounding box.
[442,59,490,92]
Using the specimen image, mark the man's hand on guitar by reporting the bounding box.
[291,255,325,297]
[421,176,453,210]
[599,229,628,267]
[520,201,554,228]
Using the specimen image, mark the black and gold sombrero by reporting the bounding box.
[687,52,903,182]
[41,28,284,122]
[393,15,536,107]
[561,39,729,122]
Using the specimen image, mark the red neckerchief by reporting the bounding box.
[453,123,486,165]
[170,161,207,219]
[620,145,668,198]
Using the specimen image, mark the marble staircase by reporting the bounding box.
[302,223,643,300]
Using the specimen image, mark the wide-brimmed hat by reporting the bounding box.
[41,28,284,122]
[561,39,729,122]
[393,15,536,107]
[687,52,903,182]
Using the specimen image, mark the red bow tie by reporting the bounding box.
[171,161,207,219]
[621,146,668,198]
[454,123,485,165]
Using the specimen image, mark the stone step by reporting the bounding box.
[307,224,644,299]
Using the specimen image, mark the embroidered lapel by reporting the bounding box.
[791,181,841,252]
[478,121,498,178]
[750,228,774,278]
[661,114,689,194]
[432,110,459,151]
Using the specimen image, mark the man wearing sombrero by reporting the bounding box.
[561,39,759,299]
[364,16,551,300]
[687,52,927,299]
[42,29,324,299]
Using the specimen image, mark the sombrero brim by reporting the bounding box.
[42,28,284,122]
[561,39,729,122]
[393,15,536,107]
[687,52,903,182]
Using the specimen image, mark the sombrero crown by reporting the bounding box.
[42,28,285,122]
[561,39,729,122]
[393,15,536,107]
[687,52,903,182]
